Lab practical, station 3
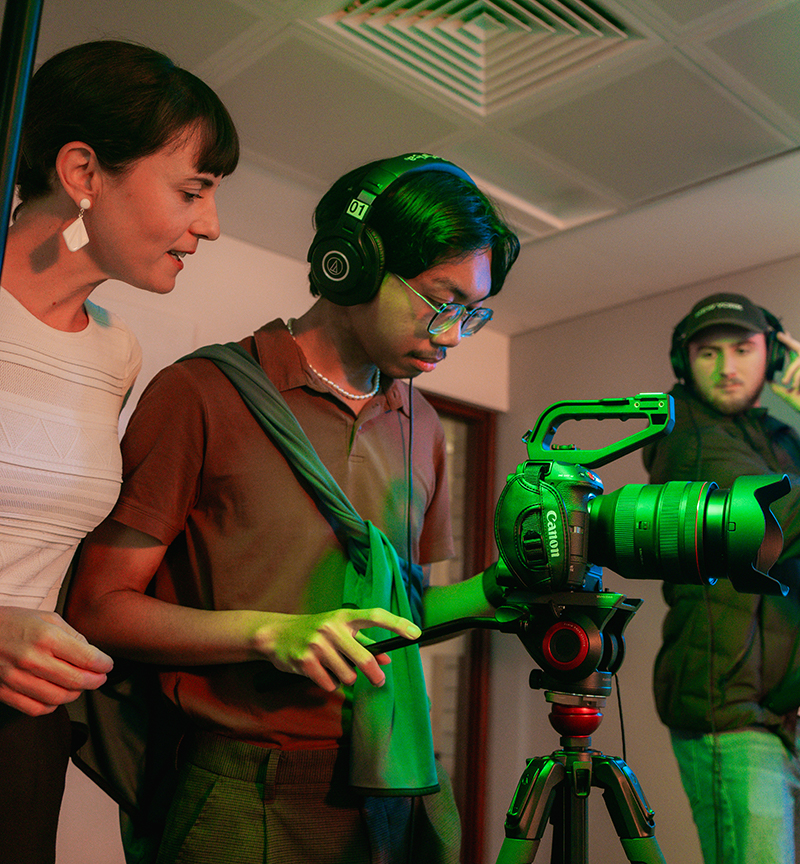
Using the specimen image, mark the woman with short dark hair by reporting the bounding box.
[0,39,239,864]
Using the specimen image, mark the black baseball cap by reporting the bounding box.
[678,293,770,343]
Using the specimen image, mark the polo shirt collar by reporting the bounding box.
[252,319,411,417]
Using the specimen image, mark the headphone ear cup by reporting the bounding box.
[760,308,785,381]
[766,330,786,381]
[355,226,385,305]
[670,330,689,383]
[308,229,362,305]
[308,226,385,306]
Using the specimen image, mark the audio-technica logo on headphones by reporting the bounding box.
[322,251,349,281]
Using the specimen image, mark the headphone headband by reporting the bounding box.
[308,153,475,306]
[340,153,473,222]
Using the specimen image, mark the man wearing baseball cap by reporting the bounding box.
[643,292,800,863]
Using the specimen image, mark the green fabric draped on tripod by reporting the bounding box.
[181,342,439,795]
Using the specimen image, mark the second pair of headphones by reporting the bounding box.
[307,153,475,306]
[670,305,786,383]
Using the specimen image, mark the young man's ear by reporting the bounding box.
[54,141,101,207]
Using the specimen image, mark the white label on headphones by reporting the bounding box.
[347,198,369,220]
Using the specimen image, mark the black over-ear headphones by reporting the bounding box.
[670,306,786,383]
[307,153,475,307]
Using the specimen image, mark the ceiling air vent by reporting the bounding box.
[318,0,636,116]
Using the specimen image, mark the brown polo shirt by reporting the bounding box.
[110,319,453,748]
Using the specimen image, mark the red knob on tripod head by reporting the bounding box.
[548,702,603,738]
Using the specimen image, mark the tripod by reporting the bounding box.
[370,590,668,863]
[495,688,665,864]
[488,590,666,864]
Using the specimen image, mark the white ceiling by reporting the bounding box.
[11,0,800,335]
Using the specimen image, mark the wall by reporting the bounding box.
[485,253,800,864]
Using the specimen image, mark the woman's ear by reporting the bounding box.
[55,141,100,207]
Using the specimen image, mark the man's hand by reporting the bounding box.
[251,607,421,692]
[769,331,800,410]
[0,606,114,716]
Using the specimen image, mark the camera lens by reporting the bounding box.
[587,476,788,594]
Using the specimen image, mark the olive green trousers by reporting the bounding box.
[155,731,461,864]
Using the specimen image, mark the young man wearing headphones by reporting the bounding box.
[643,292,800,864]
[65,154,519,863]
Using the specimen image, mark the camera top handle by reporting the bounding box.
[524,393,675,468]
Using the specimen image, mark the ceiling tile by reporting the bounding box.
[707,1,800,123]
[511,57,787,201]
[216,36,459,183]
[643,0,745,26]
[447,134,621,231]
[34,0,259,70]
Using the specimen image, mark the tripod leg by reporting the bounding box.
[592,755,666,864]
[550,752,592,864]
[495,756,565,864]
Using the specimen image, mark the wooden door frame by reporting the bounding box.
[421,391,496,864]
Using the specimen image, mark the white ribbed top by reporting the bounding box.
[0,288,141,609]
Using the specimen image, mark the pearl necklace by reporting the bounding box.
[286,319,380,401]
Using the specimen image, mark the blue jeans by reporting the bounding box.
[671,728,800,864]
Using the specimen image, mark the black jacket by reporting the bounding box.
[642,383,800,747]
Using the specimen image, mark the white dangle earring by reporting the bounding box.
[62,198,91,252]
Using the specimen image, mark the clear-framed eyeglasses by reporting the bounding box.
[393,273,493,337]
